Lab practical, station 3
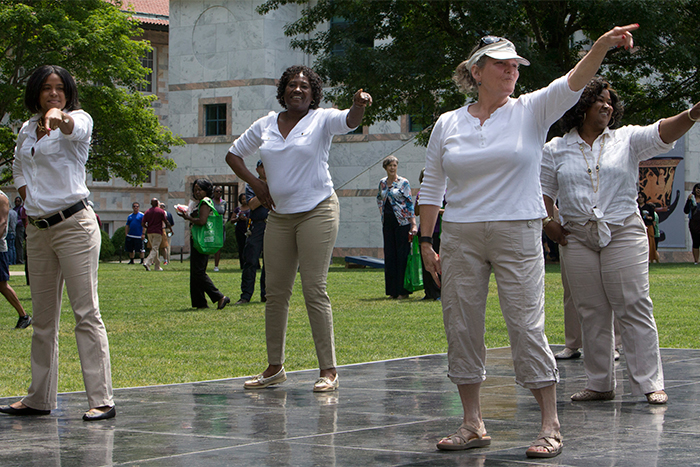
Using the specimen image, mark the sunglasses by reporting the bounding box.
[479,36,504,48]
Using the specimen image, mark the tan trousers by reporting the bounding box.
[440,220,558,389]
[263,193,339,370]
[561,255,622,350]
[560,213,664,396]
[145,233,162,269]
[22,208,114,410]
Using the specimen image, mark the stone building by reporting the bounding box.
[24,0,696,261]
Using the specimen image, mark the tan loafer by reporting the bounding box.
[313,374,339,392]
[244,368,286,390]
[571,389,615,401]
[646,390,668,405]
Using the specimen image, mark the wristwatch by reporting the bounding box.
[419,236,433,245]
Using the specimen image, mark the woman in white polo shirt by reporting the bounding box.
[419,26,638,457]
[226,65,371,393]
[541,77,700,405]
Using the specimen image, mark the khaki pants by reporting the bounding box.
[561,213,664,395]
[22,208,113,410]
[263,193,339,370]
[145,233,162,269]
[561,256,622,350]
[440,220,558,389]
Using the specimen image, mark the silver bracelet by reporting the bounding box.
[688,108,700,122]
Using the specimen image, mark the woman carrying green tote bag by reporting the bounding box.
[177,179,230,310]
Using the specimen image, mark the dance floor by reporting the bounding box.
[1,346,699,466]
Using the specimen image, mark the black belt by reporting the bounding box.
[29,199,89,230]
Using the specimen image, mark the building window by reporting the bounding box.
[408,115,424,133]
[205,104,227,136]
[198,97,231,139]
[138,49,155,93]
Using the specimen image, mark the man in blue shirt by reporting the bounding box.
[125,202,145,264]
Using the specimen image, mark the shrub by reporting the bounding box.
[111,226,126,255]
[221,222,238,256]
[99,228,115,261]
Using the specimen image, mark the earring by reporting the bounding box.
[311,100,315,106]
[478,82,482,86]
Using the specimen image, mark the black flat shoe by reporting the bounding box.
[217,296,231,310]
[0,404,51,416]
[83,406,116,421]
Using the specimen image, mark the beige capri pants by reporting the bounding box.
[440,219,558,388]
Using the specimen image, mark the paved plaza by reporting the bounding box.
[1,347,699,466]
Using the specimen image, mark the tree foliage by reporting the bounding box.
[258,0,700,142]
[0,0,181,185]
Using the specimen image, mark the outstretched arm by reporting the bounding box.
[658,102,700,144]
[568,24,639,92]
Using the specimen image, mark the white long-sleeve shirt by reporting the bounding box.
[13,110,92,218]
[541,121,673,246]
[420,74,582,223]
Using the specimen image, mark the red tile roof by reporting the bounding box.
[122,0,169,26]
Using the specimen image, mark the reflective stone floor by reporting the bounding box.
[1,346,699,466]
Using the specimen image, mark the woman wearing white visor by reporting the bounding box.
[419,25,638,458]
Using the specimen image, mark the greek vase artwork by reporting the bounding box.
[639,157,682,223]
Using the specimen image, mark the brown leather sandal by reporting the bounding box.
[436,420,491,451]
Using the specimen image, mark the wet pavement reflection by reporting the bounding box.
[1,347,698,466]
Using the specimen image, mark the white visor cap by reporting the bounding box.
[468,39,530,70]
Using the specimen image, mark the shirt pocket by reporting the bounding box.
[37,133,61,156]
[291,128,314,146]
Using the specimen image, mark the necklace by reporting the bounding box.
[579,138,604,193]
[36,117,46,134]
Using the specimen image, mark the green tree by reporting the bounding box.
[0,0,181,184]
[258,0,700,140]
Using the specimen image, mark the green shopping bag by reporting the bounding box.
[403,236,424,292]
[191,198,224,255]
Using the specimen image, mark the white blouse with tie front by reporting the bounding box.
[541,121,673,246]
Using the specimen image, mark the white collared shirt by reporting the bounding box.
[541,121,673,246]
[13,110,92,218]
[420,74,582,223]
[229,108,354,214]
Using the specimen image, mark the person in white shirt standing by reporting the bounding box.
[419,25,639,458]
[226,65,371,393]
[541,77,700,406]
[0,65,115,421]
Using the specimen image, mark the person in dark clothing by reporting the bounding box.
[233,193,250,269]
[235,161,267,305]
[377,155,417,299]
[684,183,700,264]
[177,179,230,310]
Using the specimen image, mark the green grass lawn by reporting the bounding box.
[0,260,697,397]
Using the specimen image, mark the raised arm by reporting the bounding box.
[346,89,372,129]
[568,24,639,92]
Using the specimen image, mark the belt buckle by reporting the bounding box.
[31,218,50,230]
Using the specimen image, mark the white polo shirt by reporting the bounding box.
[229,108,354,214]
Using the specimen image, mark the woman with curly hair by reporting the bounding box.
[541,76,700,406]
[225,65,372,392]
